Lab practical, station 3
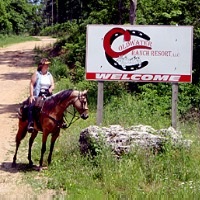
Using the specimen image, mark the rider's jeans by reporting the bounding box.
[28,101,35,126]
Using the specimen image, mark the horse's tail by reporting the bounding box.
[17,100,29,121]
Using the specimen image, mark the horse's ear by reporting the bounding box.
[83,89,88,95]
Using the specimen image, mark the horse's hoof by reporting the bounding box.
[38,166,43,172]
[28,161,33,168]
[42,166,48,170]
[37,166,48,172]
[12,162,16,168]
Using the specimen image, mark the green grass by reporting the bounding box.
[16,92,200,199]
[23,124,200,199]
[0,35,39,47]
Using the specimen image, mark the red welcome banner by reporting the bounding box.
[86,73,191,82]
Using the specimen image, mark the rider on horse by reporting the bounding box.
[27,58,54,133]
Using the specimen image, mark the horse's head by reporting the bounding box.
[73,90,89,119]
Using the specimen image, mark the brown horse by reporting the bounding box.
[12,89,89,171]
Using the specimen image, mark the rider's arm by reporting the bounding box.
[49,75,55,94]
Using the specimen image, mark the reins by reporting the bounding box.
[63,107,80,128]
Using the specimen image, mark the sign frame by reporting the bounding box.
[86,25,193,83]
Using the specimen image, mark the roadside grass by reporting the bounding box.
[0,35,39,47]
[18,92,200,199]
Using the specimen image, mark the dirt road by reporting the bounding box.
[0,37,57,199]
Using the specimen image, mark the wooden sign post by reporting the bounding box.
[97,81,104,125]
[172,83,178,129]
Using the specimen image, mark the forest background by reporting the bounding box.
[1,0,200,198]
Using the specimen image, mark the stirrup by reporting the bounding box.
[27,122,34,133]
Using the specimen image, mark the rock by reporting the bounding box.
[79,125,192,156]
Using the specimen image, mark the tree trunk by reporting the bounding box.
[129,0,137,25]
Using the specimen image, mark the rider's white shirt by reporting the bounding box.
[40,74,51,89]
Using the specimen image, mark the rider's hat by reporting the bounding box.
[39,58,51,65]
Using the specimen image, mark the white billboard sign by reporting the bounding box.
[86,25,193,82]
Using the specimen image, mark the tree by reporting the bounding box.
[0,0,43,35]
[0,1,12,34]
[129,0,137,25]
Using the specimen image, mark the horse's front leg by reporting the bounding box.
[39,133,49,171]
[28,130,38,167]
[48,131,60,165]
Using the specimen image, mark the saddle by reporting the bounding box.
[17,97,45,121]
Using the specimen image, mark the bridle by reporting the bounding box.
[63,91,88,128]
[73,91,88,111]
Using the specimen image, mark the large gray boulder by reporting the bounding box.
[79,125,192,156]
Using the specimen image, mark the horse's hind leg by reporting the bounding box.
[28,131,38,167]
[12,120,28,167]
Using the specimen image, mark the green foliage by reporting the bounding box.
[137,82,200,121]
[138,83,172,116]
[0,1,12,34]
[103,92,171,129]
[0,34,39,47]
[49,58,70,80]
[177,83,200,121]
[0,0,44,35]
[137,0,188,25]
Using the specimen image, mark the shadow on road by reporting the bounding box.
[0,50,36,67]
[0,162,39,173]
[0,103,20,116]
[0,72,32,81]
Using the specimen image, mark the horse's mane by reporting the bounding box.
[45,89,73,110]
